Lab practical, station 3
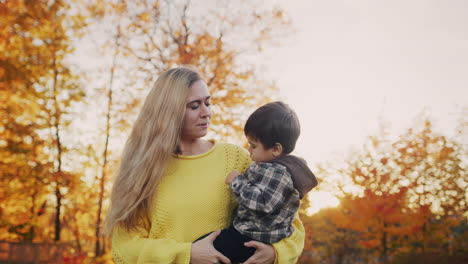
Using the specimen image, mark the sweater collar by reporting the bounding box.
[173,139,217,159]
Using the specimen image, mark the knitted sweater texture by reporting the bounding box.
[111,142,305,263]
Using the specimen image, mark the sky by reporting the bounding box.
[265,0,468,213]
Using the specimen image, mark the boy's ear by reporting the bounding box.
[272,143,283,157]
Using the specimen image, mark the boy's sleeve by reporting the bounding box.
[230,164,294,214]
[272,213,305,263]
[112,225,192,264]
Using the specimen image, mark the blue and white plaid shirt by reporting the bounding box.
[230,162,300,244]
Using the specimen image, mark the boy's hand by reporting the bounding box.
[225,170,241,184]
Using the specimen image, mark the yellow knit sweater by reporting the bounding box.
[112,141,305,263]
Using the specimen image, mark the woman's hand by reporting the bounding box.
[190,230,231,264]
[241,241,276,264]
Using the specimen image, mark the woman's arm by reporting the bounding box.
[271,213,305,264]
[112,226,231,264]
[112,225,192,264]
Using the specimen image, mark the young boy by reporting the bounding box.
[198,101,318,263]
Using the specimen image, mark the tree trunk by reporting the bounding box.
[95,25,120,257]
[52,55,63,242]
[381,228,388,264]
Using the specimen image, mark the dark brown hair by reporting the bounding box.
[244,101,300,154]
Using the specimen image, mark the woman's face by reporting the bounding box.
[181,80,211,140]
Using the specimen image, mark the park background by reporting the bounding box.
[0,0,467,263]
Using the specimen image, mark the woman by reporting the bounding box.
[105,66,305,263]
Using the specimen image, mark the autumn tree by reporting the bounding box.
[38,0,87,242]
[0,0,56,242]
[0,0,88,243]
[392,116,467,261]
[324,124,416,263]
[303,115,467,264]
[89,20,126,258]
[93,0,290,143]
[80,1,146,258]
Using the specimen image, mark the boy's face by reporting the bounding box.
[247,136,276,163]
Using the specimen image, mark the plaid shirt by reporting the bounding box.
[230,162,300,244]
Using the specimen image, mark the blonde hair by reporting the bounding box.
[105,66,202,233]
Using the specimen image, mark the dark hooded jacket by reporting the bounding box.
[271,155,318,199]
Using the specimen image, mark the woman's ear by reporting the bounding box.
[272,143,283,158]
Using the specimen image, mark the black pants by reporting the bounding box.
[195,225,256,263]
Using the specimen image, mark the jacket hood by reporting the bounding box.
[271,155,318,199]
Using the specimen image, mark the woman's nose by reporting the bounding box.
[200,104,211,117]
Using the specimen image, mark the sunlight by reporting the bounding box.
[306,191,340,215]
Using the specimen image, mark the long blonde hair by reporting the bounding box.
[105,66,202,233]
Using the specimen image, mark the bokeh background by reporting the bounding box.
[1,0,466,263]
